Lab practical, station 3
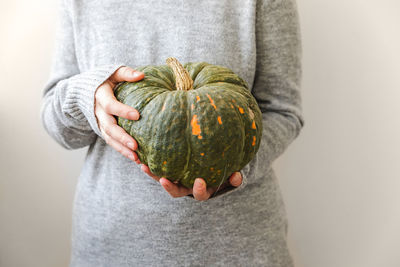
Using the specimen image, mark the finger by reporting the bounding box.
[101,129,138,162]
[192,178,213,201]
[97,107,139,161]
[109,66,145,84]
[141,164,161,182]
[229,172,243,187]
[159,178,192,198]
[96,84,140,120]
[96,106,138,150]
[105,124,138,150]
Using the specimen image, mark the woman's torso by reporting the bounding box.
[69,0,293,266]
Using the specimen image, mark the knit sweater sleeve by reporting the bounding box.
[210,0,304,199]
[252,0,304,163]
[40,0,123,149]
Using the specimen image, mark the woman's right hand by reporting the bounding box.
[94,66,145,163]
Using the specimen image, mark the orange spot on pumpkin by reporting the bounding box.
[217,116,222,124]
[206,94,217,110]
[210,167,214,171]
[191,103,194,110]
[251,121,256,129]
[252,136,256,146]
[200,153,204,156]
[238,107,244,114]
[191,115,202,136]
[196,95,200,102]
[163,161,167,165]
[198,135,203,139]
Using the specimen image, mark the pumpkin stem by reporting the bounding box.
[166,57,194,91]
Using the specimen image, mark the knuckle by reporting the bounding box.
[123,136,136,149]
[111,68,122,80]
[108,75,117,84]
[103,101,112,112]
[103,134,110,144]
[103,124,112,136]
[114,66,124,74]
[120,135,129,144]
[105,80,115,90]
[123,67,134,77]
[125,109,132,118]
[103,98,116,113]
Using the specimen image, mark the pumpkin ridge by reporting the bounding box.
[184,89,239,186]
[180,91,193,184]
[212,88,248,168]
[213,89,247,172]
[145,76,174,91]
[193,65,248,89]
[122,86,167,114]
[184,62,209,87]
[143,65,176,90]
[213,87,262,170]
[200,83,253,103]
[140,69,175,90]
[115,79,168,103]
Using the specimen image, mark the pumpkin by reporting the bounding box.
[114,57,262,188]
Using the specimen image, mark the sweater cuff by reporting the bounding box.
[62,64,124,137]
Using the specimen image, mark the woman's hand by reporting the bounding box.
[95,66,145,163]
[141,164,243,201]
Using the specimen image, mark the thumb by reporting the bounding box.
[229,172,242,187]
[110,66,145,83]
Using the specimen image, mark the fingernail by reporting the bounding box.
[133,71,143,78]
[195,178,205,189]
[128,111,139,120]
[160,178,168,186]
[128,154,135,161]
[127,142,134,149]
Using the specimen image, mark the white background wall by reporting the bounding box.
[1,0,399,266]
[276,1,400,266]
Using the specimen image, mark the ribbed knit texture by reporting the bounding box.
[40,0,304,266]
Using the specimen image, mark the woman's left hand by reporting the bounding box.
[140,164,242,201]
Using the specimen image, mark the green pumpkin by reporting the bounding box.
[114,57,262,188]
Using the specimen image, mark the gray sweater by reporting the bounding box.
[41,0,304,266]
